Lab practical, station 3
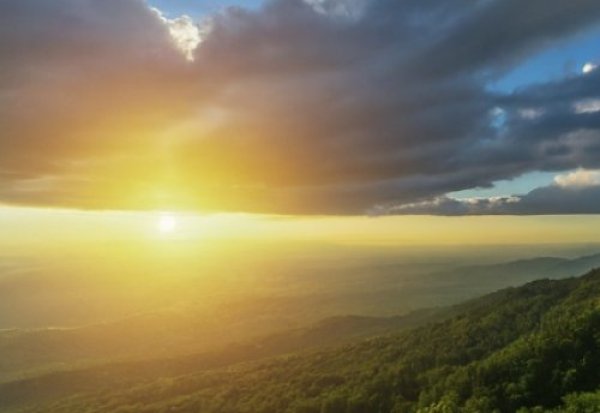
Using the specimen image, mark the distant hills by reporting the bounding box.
[451,252,600,282]
[419,252,600,298]
[3,261,600,411]
[2,252,600,386]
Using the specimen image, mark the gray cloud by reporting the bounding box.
[370,183,600,216]
[1,0,600,214]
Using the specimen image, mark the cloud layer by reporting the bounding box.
[2,0,600,214]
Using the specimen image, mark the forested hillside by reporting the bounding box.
[4,269,600,412]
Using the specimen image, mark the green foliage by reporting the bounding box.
[6,270,600,413]
[557,390,600,413]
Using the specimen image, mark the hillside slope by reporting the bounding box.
[4,269,600,412]
[0,309,440,411]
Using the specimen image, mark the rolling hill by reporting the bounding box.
[3,267,600,412]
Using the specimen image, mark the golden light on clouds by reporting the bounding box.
[1,0,600,218]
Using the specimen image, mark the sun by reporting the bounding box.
[157,214,177,233]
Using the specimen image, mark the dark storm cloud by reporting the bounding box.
[1,0,600,214]
[412,0,600,78]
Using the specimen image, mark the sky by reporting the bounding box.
[2,0,600,245]
[149,0,263,18]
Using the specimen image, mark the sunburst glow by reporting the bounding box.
[157,214,177,233]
